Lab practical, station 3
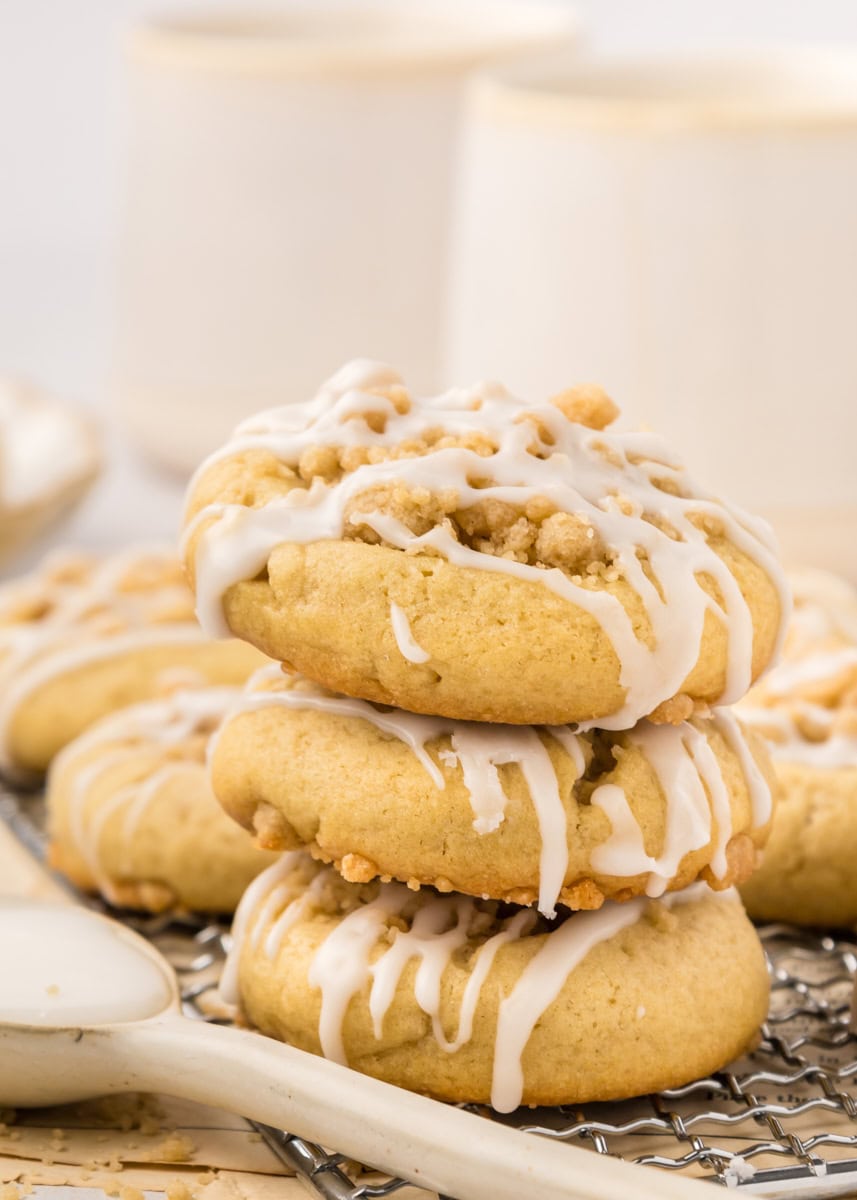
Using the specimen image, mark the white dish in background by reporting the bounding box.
[445,49,857,578]
[0,380,100,567]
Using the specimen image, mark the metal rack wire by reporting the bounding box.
[3,788,857,1199]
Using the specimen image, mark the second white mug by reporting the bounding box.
[445,50,857,574]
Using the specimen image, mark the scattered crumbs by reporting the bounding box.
[83,1158,123,1174]
[45,984,59,996]
[139,1113,162,1136]
[101,1176,123,1197]
[120,1187,145,1200]
[149,1132,196,1163]
[91,1093,165,1134]
[636,1005,646,1020]
[166,1182,194,1200]
[723,1155,756,1187]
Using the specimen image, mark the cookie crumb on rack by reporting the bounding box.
[148,1132,196,1163]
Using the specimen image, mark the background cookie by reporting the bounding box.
[184,360,787,728]
[739,757,857,926]
[212,668,777,916]
[226,854,769,1110]
[0,546,266,777]
[738,570,857,925]
[48,687,276,912]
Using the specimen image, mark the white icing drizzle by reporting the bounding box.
[762,647,857,698]
[739,703,857,768]
[736,573,857,770]
[50,687,238,896]
[219,853,304,1005]
[712,709,772,826]
[223,669,768,914]
[491,897,646,1110]
[389,603,430,664]
[589,718,738,894]
[310,886,410,1066]
[186,360,789,729]
[0,547,207,775]
[0,381,95,508]
[231,856,733,1112]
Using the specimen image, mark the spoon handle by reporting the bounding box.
[107,1014,707,1200]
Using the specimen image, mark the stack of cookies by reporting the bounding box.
[175,360,790,1110]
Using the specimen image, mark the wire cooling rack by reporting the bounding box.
[3,789,857,1199]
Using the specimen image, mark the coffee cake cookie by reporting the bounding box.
[223,854,768,1108]
[739,570,857,925]
[184,361,787,727]
[211,667,776,917]
[0,546,265,778]
[47,687,276,912]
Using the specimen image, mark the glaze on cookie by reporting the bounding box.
[211,666,776,917]
[184,361,788,726]
[223,854,768,1109]
[0,546,266,777]
[47,687,276,913]
[739,569,857,925]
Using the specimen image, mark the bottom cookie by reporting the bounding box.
[224,855,769,1110]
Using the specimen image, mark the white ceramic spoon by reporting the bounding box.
[0,898,709,1200]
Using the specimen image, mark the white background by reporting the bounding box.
[2,0,857,561]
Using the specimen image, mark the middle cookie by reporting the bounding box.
[211,667,777,918]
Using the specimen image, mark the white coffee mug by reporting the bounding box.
[113,2,577,474]
[445,51,857,576]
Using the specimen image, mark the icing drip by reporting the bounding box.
[712,709,772,826]
[736,569,857,770]
[590,710,770,895]
[0,547,205,774]
[219,853,304,1005]
[233,856,732,1112]
[762,647,857,698]
[490,898,646,1110]
[739,702,857,768]
[309,887,410,1066]
[186,360,789,729]
[389,603,430,663]
[51,688,238,896]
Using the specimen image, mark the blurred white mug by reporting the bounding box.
[445,51,857,576]
[114,2,577,474]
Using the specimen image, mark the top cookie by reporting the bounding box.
[0,545,266,778]
[184,361,788,726]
